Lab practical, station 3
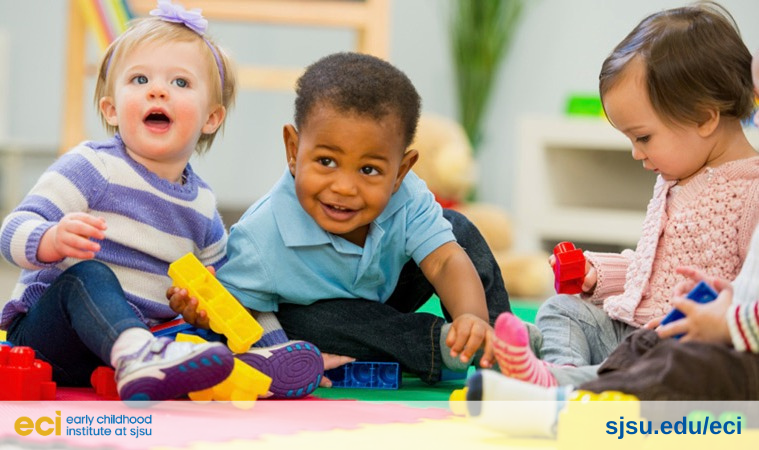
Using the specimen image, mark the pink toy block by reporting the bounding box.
[91,366,120,400]
[0,344,57,400]
[553,241,585,295]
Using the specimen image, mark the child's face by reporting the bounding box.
[603,57,717,185]
[284,103,417,247]
[99,40,224,181]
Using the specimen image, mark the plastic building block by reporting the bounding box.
[168,253,263,353]
[0,344,57,400]
[150,317,194,338]
[449,387,468,416]
[176,333,271,408]
[660,280,718,338]
[90,366,119,400]
[324,361,401,389]
[553,241,585,294]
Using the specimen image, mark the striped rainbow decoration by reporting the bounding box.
[77,0,134,50]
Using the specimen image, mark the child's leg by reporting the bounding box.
[277,298,448,384]
[236,311,323,399]
[8,260,233,400]
[535,294,634,366]
[580,329,759,400]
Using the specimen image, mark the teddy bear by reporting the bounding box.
[411,114,552,298]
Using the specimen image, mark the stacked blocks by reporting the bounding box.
[325,362,401,389]
[553,242,585,294]
[168,253,263,353]
[0,344,57,400]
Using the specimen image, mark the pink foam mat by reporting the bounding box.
[0,399,452,448]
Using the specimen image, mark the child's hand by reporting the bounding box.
[445,313,494,368]
[166,265,215,329]
[655,266,733,343]
[38,212,107,262]
[319,353,356,388]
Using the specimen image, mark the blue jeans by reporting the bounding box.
[276,209,511,384]
[7,260,147,386]
[535,294,636,366]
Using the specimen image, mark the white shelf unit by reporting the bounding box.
[515,116,759,253]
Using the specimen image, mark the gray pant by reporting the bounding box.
[529,294,637,386]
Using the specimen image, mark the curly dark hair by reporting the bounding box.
[294,52,421,147]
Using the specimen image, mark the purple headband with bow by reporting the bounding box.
[150,0,225,89]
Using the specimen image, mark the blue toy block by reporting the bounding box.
[660,281,718,338]
[325,362,401,389]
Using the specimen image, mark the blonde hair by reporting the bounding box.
[94,17,237,153]
[599,1,753,126]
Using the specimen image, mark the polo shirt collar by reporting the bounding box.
[270,168,411,253]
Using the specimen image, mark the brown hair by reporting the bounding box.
[599,1,753,125]
[94,17,236,153]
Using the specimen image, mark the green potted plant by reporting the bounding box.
[449,0,525,151]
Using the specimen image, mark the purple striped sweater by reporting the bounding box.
[0,135,227,328]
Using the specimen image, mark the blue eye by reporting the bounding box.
[132,75,148,85]
[172,78,188,88]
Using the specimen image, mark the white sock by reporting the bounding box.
[466,370,572,437]
[251,311,289,347]
[110,327,154,367]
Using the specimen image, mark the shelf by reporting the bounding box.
[515,116,759,253]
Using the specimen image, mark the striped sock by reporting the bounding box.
[493,312,557,387]
[251,311,289,347]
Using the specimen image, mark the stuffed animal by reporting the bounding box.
[411,114,552,298]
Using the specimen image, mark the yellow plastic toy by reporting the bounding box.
[168,253,263,353]
[176,333,272,408]
[557,390,642,449]
[449,387,468,416]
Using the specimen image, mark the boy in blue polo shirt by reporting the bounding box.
[180,52,511,384]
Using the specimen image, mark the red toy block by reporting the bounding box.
[91,366,120,400]
[0,344,57,400]
[553,241,586,295]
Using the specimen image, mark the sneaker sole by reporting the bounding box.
[237,342,322,399]
[118,345,234,401]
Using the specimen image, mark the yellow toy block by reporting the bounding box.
[176,333,272,409]
[449,387,468,416]
[557,390,642,449]
[168,253,263,353]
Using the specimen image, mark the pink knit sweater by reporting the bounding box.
[584,157,759,327]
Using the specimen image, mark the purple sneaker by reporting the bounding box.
[115,337,234,401]
[236,341,323,399]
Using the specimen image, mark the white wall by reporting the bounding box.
[1,0,758,214]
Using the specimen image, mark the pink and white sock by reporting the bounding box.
[493,312,557,387]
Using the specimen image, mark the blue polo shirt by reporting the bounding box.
[216,168,455,312]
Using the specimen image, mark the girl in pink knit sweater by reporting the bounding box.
[493,2,759,388]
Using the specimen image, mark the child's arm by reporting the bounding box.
[420,241,494,367]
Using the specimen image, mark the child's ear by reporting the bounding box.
[99,97,118,126]
[283,124,299,175]
[201,105,226,134]
[393,149,419,193]
[697,108,720,137]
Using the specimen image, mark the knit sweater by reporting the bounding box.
[584,157,759,327]
[0,136,227,328]
[728,221,759,353]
